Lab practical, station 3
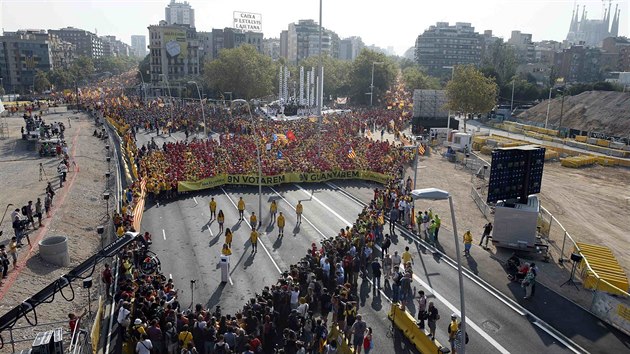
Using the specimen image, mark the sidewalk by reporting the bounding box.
[374,125,629,352]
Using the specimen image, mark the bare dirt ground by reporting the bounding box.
[0,110,110,349]
[517,91,630,136]
[412,140,630,306]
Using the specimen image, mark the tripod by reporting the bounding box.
[560,258,581,291]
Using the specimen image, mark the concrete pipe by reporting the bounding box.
[38,235,70,267]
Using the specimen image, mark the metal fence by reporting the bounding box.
[470,186,493,220]
[537,205,630,335]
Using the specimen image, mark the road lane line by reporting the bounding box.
[329,182,590,353]
[412,273,511,354]
[220,187,282,274]
[268,186,328,239]
[328,181,527,315]
[294,184,353,227]
[193,197,198,205]
[162,229,166,240]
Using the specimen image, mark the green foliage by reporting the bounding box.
[298,55,352,100]
[94,56,138,75]
[47,69,75,90]
[482,39,517,87]
[34,70,51,92]
[70,56,95,82]
[402,66,441,91]
[203,44,276,99]
[138,54,150,83]
[445,65,498,128]
[348,49,397,105]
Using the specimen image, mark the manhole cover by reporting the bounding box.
[482,320,500,333]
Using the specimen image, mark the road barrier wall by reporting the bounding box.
[388,303,447,353]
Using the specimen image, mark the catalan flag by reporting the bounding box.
[348,147,357,159]
[418,144,426,155]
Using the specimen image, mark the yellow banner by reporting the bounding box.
[177,170,391,192]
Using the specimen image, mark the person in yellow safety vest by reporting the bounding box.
[463,230,473,256]
[209,197,217,219]
[277,212,285,237]
[221,243,232,256]
[250,212,257,229]
[434,214,441,240]
[217,210,225,234]
[237,197,245,220]
[447,314,460,354]
[116,225,125,237]
[270,200,277,223]
[296,201,303,224]
[250,227,258,253]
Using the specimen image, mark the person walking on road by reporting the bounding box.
[416,290,427,329]
[217,210,225,234]
[351,314,367,354]
[479,222,493,249]
[463,230,473,256]
[362,327,374,354]
[427,302,439,339]
[101,263,113,299]
[296,201,303,224]
[447,314,460,354]
[402,246,414,266]
[237,197,245,220]
[269,200,277,223]
[382,234,391,255]
[371,257,382,291]
[523,263,537,299]
[434,214,441,240]
[389,207,399,235]
[277,212,285,237]
[250,227,258,254]
[224,228,233,248]
[209,197,217,220]
[249,212,257,229]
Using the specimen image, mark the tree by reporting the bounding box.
[348,49,397,105]
[95,56,138,75]
[203,45,276,99]
[70,56,95,82]
[402,66,440,91]
[47,69,75,90]
[445,65,498,130]
[481,39,517,88]
[34,70,51,92]
[297,55,352,101]
[138,54,150,83]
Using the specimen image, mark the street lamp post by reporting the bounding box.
[369,61,384,107]
[558,86,566,138]
[544,86,553,129]
[443,66,455,130]
[188,81,206,138]
[410,187,467,354]
[159,74,174,135]
[232,99,262,228]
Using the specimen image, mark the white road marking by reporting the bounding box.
[169,274,172,279]
[193,197,198,205]
[412,273,511,354]
[162,229,166,240]
[268,186,328,239]
[220,187,282,274]
[329,182,588,353]
[294,184,353,227]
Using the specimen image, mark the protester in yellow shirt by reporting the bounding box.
[402,246,414,265]
[225,228,233,248]
[237,197,245,220]
[221,243,232,256]
[296,201,303,224]
[250,228,258,253]
[270,200,277,222]
[209,197,217,219]
[250,212,257,229]
[277,212,285,237]
[463,230,473,256]
[178,325,194,349]
[217,210,225,233]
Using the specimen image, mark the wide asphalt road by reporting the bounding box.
[141,181,594,354]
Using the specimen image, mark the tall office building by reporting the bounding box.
[49,27,103,58]
[0,30,75,93]
[101,35,131,57]
[415,22,482,77]
[339,36,364,61]
[165,0,195,28]
[131,35,147,57]
[286,19,339,65]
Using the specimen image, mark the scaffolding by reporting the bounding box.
[412,89,448,119]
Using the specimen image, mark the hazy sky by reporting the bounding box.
[1,0,628,55]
